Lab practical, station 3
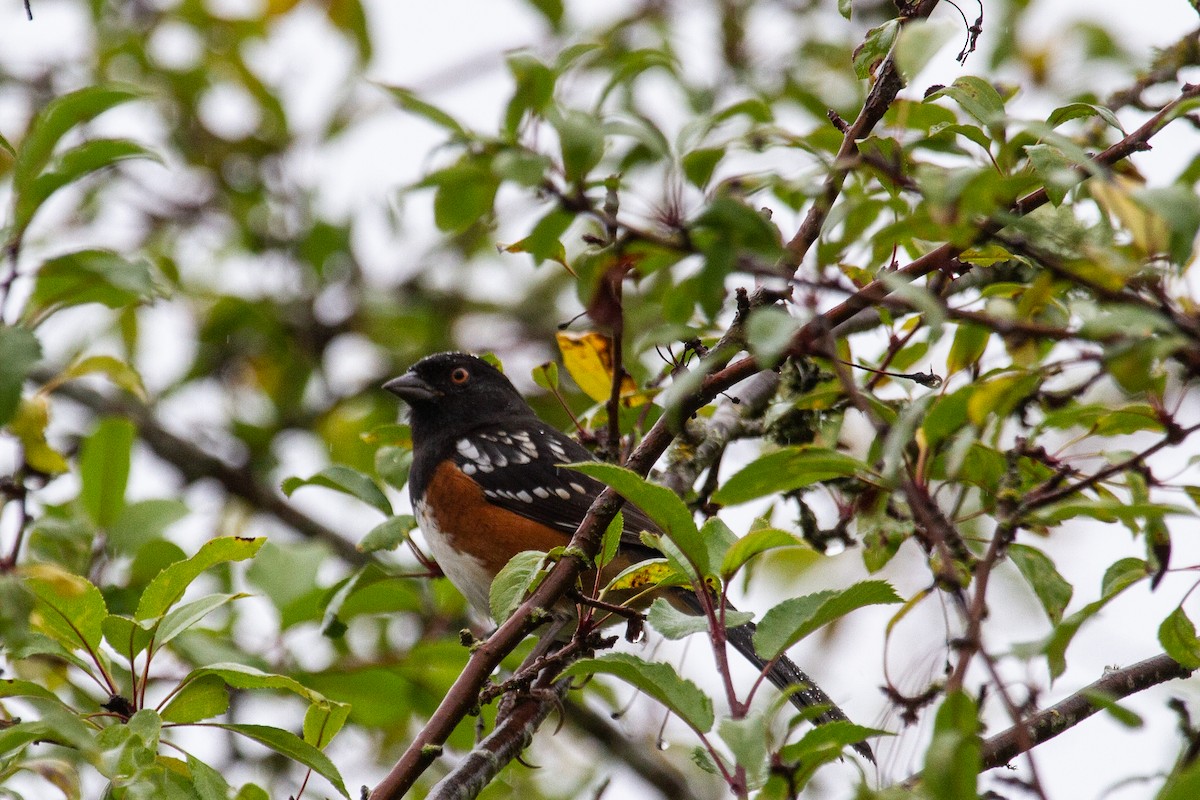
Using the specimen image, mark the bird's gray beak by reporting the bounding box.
[382,372,439,403]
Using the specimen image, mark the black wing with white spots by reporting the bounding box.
[451,423,661,553]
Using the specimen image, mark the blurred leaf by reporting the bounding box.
[10,397,68,473]
[108,499,188,555]
[646,597,751,640]
[895,18,957,79]
[923,692,981,800]
[551,108,605,184]
[947,323,989,374]
[681,147,724,189]
[282,465,392,517]
[745,307,800,367]
[381,86,467,138]
[79,417,135,528]
[1159,607,1200,670]
[23,563,108,652]
[0,325,41,426]
[754,581,900,661]
[561,653,714,733]
[1008,544,1073,625]
[155,593,248,651]
[26,250,156,319]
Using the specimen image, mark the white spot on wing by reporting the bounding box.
[461,462,477,476]
[533,487,550,499]
[555,487,571,500]
[456,439,480,460]
[516,490,533,503]
[570,482,586,494]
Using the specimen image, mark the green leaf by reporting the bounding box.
[1026,143,1082,206]
[79,417,135,528]
[646,597,752,640]
[837,0,852,19]
[490,550,550,622]
[927,76,1007,127]
[947,323,989,375]
[137,537,265,620]
[108,499,188,555]
[26,249,156,317]
[895,18,957,80]
[358,514,417,553]
[102,614,154,658]
[155,593,248,651]
[246,541,326,624]
[186,663,339,706]
[719,712,770,788]
[778,720,885,764]
[212,724,348,798]
[1159,757,1200,800]
[380,85,468,137]
[853,20,899,80]
[1159,607,1200,670]
[713,446,870,506]
[160,675,230,723]
[746,307,800,367]
[552,109,605,184]
[282,465,392,517]
[1047,102,1126,134]
[13,85,142,214]
[561,653,714,733]
[754,581,901,661]
[0,325,41,426]
[374,445,412,491]
[1008,544,1073,625]
[57,354,147,400]
[720,528,807,580]
[923,692,981,800]
[304,696,352,749]
[566,462,707,576]
[22,563,108,652]
[15,139,159,232]
[681,147,724,189]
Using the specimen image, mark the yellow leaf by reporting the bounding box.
[9,397,68,474]
[555,331,645,406]
[604,560,674,592]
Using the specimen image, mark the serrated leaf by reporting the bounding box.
[22,563,108,652]
[160,675,230,724]
[489,550,550,622]
[713,447,870,506]
[560,653,714,733]
[282,465,392,517]
[754,581,901,661]
[358,515,416,553]
[136,537,265,620]
[79,417,135,528]
[1008,544,1073,625]
[566,462,706,576]
[212,724,348,798]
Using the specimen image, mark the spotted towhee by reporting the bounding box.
[384,351,872,761]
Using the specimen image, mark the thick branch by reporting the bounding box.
[980,653,1194,770]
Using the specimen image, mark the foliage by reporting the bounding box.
[2,1,1200,799]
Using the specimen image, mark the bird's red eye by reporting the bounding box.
[450,367,470,384]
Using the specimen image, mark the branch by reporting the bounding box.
[44,374,368,566]
[979,653,1194,770]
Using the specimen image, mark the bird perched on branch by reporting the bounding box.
[384,351,873,761]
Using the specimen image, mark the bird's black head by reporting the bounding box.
[383,352,534,440]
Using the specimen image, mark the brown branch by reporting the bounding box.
[44,373,368,567]
[779,0,943,276]
[980,653,1194,770]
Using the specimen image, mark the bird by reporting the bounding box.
[383,351,873,761]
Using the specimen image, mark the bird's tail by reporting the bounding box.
[723,620,874,762]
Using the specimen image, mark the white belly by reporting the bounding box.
[414,498,495,618]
